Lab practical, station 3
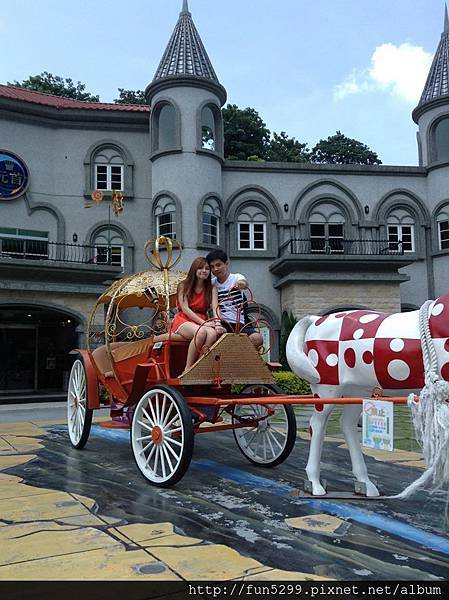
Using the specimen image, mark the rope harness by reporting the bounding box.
[392,300,449,499]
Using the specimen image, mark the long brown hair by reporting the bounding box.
[179,257,212,306]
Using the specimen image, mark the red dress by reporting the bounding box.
[170,288,209,333]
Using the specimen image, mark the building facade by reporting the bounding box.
[1,1,448,395]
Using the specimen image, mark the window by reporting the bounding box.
[437,208,449,250]
[202,197,221,245]
[201,106,216,151]
[151,102,178,153]
[93,231,124,267]
[154,196,177,240]
[388,224,414,252]
[310,223,344,253]
[308,202,346,253]
[387,210,415,253]
[0,227,48,260]
[238,222,266,250]
[434,118,449,162]
[93,148,124,191]
[237,205,267,251]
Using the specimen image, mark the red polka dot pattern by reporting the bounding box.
[442,363,449,381]
[362,351,374,364]
[344,348,356,368]
[445,338,449,353]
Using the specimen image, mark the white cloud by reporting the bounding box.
[334,43,433,104]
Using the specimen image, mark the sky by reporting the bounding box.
[2,0,447,165]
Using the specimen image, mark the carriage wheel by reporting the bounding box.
[67,358,93,449]
[131,385,194,487]
[232,384,296,467]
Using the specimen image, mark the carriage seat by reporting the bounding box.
[92,333,187,377]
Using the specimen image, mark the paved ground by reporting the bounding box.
[0,409,448,582]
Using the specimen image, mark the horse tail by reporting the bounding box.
[286,316,320,384]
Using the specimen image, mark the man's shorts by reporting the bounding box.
[220,320,257,336]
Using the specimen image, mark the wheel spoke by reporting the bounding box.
[267,428,283,451]
[265,430,276,457]
[165,436,182,448]
[148,398,158,425]
[142,407,155,427]
[164,413,180,429]
[161,403,174,428]
[160,443,167,478]
[137,419,152,432]
[153,445,160,476]
[165,426,182,435]
[145,443,157,466]
[161,444,174,472]
[136,434,151,442]
[155,392,160,423]
[139,440,154,455]
[164,438,181,461]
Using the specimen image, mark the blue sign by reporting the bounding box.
[0,151,29,200]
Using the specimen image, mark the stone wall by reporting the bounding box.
[281,281,402,319]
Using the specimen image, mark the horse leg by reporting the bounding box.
[305,399,335,496]
[340,404,379,497]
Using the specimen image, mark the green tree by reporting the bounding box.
[311,131,382,165]
[222,104,270,161]
[266,131,310,163]
[10,72,100,102]
[114,88,148,104]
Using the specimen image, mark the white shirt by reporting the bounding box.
[212,273,246,324]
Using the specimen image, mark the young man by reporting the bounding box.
[206,249,263,349]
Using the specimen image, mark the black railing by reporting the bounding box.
[0,239,118,266]
[279,239,404,257]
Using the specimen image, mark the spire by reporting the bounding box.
[413,6,449,121]
[146,2,226,104]
[153,5,218,83]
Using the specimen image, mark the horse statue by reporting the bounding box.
[286,292,449,497]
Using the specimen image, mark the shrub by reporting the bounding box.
[274,371,311,395]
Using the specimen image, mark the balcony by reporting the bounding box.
[279,238,404,257]
[271,238,412,287]
[0,240,122,291]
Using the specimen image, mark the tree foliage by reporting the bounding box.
[310,130,382,165]
[266,131,310,163]
[114,88,148,104]
[223,104,271,160]
[10,72,100,102]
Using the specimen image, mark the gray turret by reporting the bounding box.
[413,6,449,165]
[147,1,226,266]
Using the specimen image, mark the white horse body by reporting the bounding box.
[286,293,449,496]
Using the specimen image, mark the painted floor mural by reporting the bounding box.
[0,418,448,581]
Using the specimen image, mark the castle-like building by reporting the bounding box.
[1,1,448,395]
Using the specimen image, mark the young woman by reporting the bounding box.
[170,257,223,372]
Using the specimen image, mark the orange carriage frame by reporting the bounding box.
[66,236,409,488]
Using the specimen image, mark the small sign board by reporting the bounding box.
[362,399,394,452]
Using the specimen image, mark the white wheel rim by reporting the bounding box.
[234,386,289,464]
[67,359,87,445]
[132,388,185,483]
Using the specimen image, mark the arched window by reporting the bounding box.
[201,106,216,151]
[387,209,415,253]
[151,102,179,153]
[436,206,449,250]
[308,202,345,253]
[237,205,267,251]
[93,229,125,268]
[198,103,223,155]
[201,197,221,246]
[93,147,124,192]
[434,118,449,163]
[154,196,177,239]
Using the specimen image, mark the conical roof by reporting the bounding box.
[146,1,226,104]
[413,6,449,121]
